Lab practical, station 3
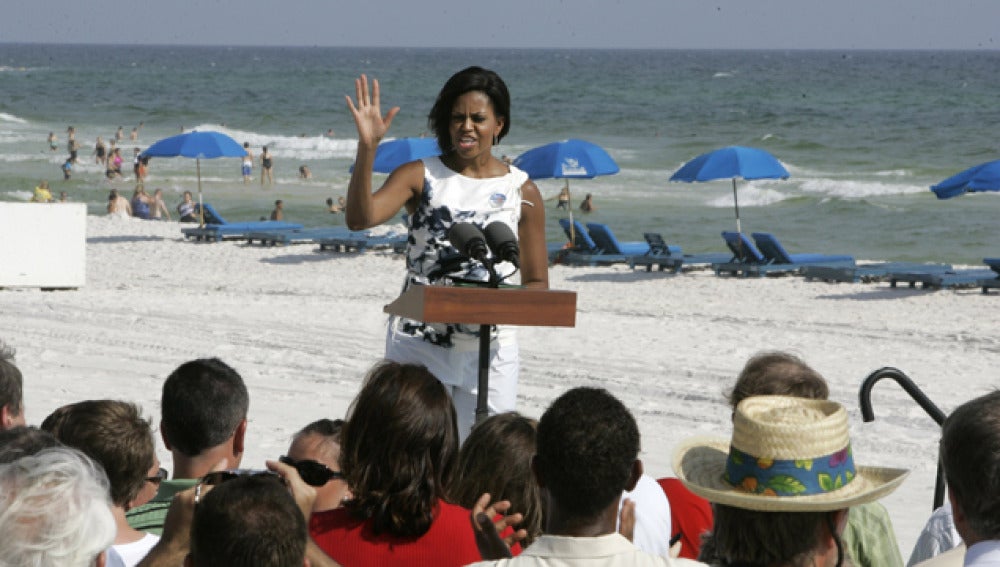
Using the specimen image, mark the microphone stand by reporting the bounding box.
[475,259,501,425]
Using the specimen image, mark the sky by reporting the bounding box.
[3,0,999,50]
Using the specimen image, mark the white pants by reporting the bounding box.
[385,322,519,441]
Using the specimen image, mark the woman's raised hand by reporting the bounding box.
[346,74,400,148]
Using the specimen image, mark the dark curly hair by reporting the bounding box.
[341,361,459,537]
[427,66,511,153]
[535,387,639,521]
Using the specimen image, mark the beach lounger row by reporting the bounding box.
[181,203,303,242]
[711,231,854,277]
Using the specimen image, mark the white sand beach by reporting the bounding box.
[3,215,997,557]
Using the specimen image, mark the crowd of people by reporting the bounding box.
[0,338,989,567]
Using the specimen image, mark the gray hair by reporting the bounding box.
[0,446,116,567]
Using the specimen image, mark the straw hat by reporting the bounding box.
[673,395,908,512]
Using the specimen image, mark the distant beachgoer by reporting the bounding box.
[580,193,596,213]
[270,199,283,220]
[94,136,107,165]
[150,188,171,221]
[299,164,311,179]
[556,183,570,210]
[59,191,67,202]
[176,191,198,222]
[111,148,124,177]
[131,186,152,219]
[106,151,121,179]
[242,142,253,184]
[32,181,53,203]
[260,146,273,185]
[67,128,78,163]
[325,128,335,137]
[108,189,131,217]
[61,158,72,180]
[115,126,124,141]
[47,132,57,151]
[132,148,143,181]
[130,127,138,141]
[326,196,345,213]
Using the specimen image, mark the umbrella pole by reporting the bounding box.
[732,178,742,234]
[733,178,744,259]
[567,182,575,246]
[197,158,204,227]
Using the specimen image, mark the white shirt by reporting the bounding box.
[466,533,707,567]
[909,502,963,566]
[620,474,672,558]
[965,541,1000,566]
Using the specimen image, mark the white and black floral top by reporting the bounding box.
[395,156,527,347]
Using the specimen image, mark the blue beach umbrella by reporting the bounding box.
[141,130,247,226]
[670,145,789,234]
[350,137,442,174]
[513,139,620,243]
[931,159,1000,199]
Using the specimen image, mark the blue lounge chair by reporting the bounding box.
[628,233,683,273]
[712,231,800,277]
[246,227,356,247]
[181,203,303,242]
[551,219,631,266]
[585,223,650,256]
[801,262,953,284]
[317,231,407,253]
[888,266,998,290]
[981,258,1000,294]
[751,232,855,266]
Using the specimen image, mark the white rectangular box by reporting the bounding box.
[0,202,86,289]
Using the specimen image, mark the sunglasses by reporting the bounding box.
[145,467,168,485]
[279,455,344,487]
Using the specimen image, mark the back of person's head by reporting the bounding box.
[0,340,25,429]
[941,390,1000,542]
[341,360,458,537]
[161,358,249,457]
[0,426,60,464]
[453,412,542,545]
[536,387,640,521]
[40,400,154,509]
[189,475,306,567]
[429,66,511,149]
[0,446,116,567]
[699,504,834,566]
[727,351,829,409]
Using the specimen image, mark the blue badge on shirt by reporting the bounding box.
[489,193,506,208]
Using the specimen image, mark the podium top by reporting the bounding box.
[384,285,576,327]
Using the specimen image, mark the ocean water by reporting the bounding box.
[2,44,999,264]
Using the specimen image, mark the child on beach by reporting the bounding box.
[31,181,54,203]
[61,159,72,180]
[270,199,283,221]
[242,142,253,183]
[149,188,171,221]
[176,191,198,222]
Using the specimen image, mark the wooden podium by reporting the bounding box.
[384,285,577,423]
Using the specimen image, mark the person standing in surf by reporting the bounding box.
[345,67,548,438]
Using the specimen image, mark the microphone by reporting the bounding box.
[484,222,520,268]
[447,223,489,262]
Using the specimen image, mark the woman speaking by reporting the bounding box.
[345,67,548,437]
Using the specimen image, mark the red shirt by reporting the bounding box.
[310,500,482,567]
[657,477,714,560]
